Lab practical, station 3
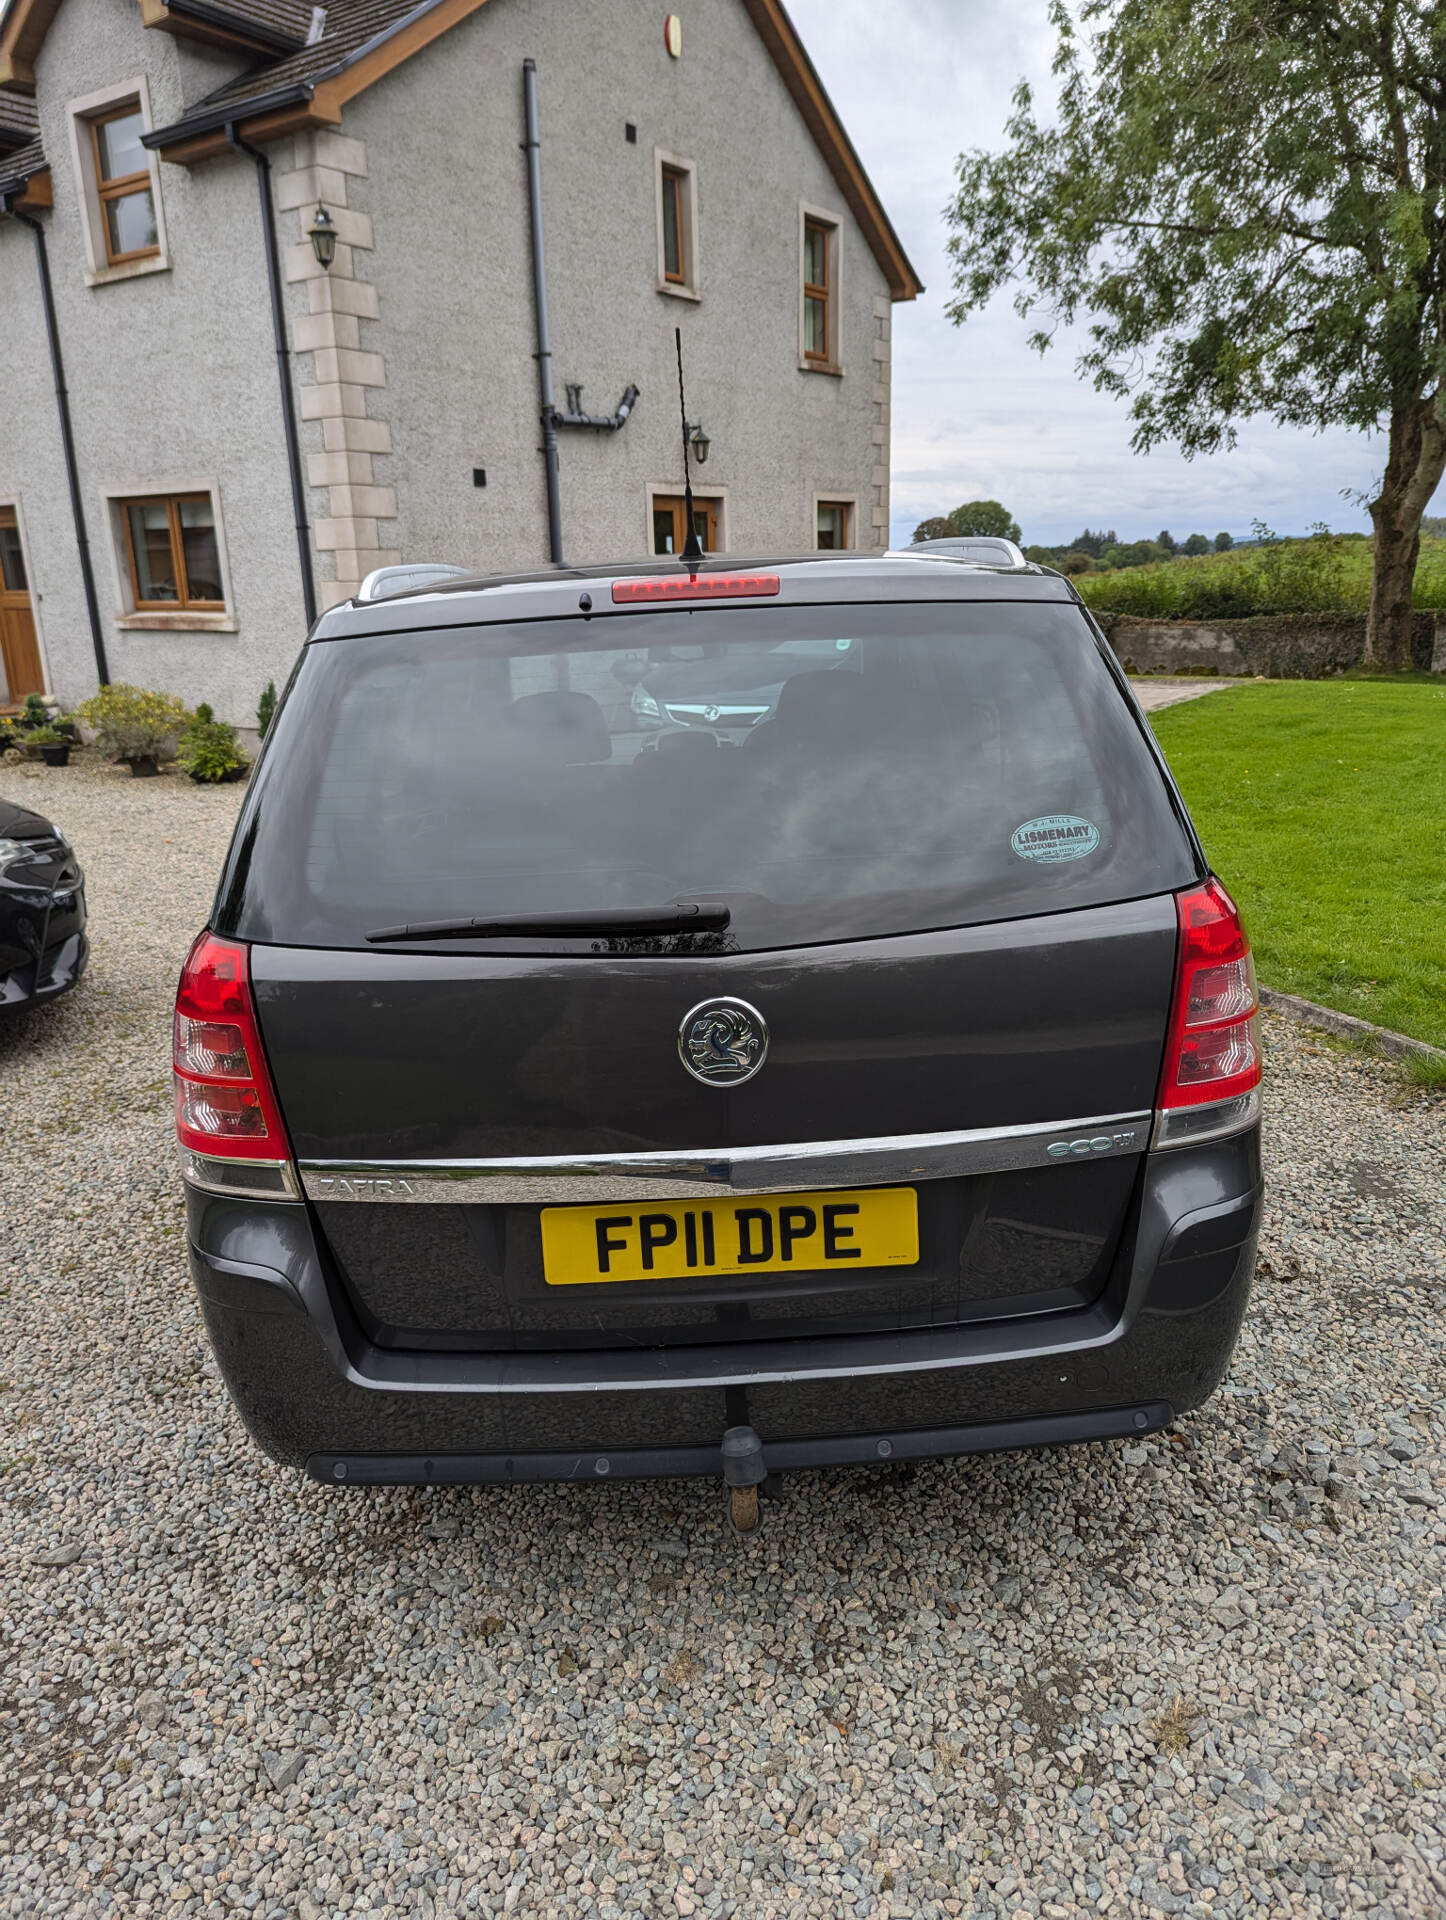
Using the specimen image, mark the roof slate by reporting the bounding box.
[0,134,45,190]
[0,89,38,147]
[206,0,317,43]
[194,0,422,112]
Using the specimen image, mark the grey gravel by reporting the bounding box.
[3,755,1445,1919]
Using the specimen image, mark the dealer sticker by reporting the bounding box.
[1011,814,1101,863]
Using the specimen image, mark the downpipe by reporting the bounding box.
[225,124,318,629]
[522,61,640,567]
[3,195,109,687]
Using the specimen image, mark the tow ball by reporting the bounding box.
[722,1424,767,1534]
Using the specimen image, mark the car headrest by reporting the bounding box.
[767,669,873,746]
[506,690,612,764]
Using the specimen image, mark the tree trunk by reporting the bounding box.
[1364,397,1446,669]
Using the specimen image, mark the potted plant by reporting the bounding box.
[20,725,71,768]
[75,683,191,776]
[177,703,250,784]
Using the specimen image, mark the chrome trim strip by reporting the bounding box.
[299,1111,1153,1205]
[181,1149,301,1200]
[1151,1085,1261,1151]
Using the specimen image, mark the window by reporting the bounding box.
[661,166,687,284]
[655,152,698,297]
[803,217,833,363]
[120,495,223,610]
[816,500,853,550]
[69,79,168,283]
[89,104,158,265]
[652,494,719,555]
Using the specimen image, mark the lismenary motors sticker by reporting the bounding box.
[1011,814,1101,863]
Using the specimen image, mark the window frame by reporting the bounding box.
[654,150,700,300]
[89,103,160,268]
[798,205,843,374]
[67,77,170,287]
[813,495,857,551]
[645,484,729,555]
[101,481,237,632]
[120,493,225,612]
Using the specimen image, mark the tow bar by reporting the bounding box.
[722,1424,767,1533]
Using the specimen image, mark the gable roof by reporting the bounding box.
[0,0,921,298]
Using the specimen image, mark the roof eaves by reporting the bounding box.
[144,0,450,147]
[142,80,315,150]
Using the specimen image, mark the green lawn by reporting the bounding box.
[1148,681,1446,1049]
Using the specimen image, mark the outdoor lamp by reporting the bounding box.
[309,203,337,270]
[689,422,710,464]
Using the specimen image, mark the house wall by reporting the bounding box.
[0,0,308,722]
[320,0,893,582]
[1,0,898,718]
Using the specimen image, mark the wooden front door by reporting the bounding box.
[0,509,44,708]
[652,494,719,556]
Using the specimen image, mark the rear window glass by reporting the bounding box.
[220,601,1197,952]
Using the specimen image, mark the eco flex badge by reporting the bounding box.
[1010,814,1101,864]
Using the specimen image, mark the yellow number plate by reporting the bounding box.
[540,1186,918,1286]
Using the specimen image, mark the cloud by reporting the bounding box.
[786,0,1409,546]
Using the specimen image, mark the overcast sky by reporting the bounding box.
[787,0,1408,550]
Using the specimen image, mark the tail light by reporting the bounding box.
[612,573,780,603]
[174,932,297,1197]
[1154,879,1261,1147]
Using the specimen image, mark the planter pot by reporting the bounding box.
[39,742,71,767]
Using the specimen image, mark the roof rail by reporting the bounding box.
[897,537,1030,570]
[356,562,471,602]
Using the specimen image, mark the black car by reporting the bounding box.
[177,553,1262,1527]
[0,797,87,1012]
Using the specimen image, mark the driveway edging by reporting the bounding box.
[1260,986,1446,1064]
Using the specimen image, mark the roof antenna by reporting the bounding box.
[675,326,704,566]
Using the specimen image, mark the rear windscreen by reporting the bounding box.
[219,601,1198,952]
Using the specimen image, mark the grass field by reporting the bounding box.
[1078,530,1446,619]
[1148,680,1446,1050]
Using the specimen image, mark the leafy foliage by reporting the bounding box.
[19,726,64,747]
[912,499,1022,542]
[1078,528,1446,617]
[76,683,191,765]
[177,703,249,785]
[946,0,1446,663]
[257,680,277,738]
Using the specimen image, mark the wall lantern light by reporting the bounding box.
[309,203,337,270]
[688,421,710,464]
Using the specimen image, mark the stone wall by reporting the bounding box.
[1093,610,1445,677]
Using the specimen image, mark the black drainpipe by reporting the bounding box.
[522,59,564,566]
[225,124,317,628]
[6,198,109,687]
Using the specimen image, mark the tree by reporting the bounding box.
[1214,532,1234,552]
[1156,530,1178,553]
[1182,532,1211,555]
[945,1,1446,668]
[912,500,1023,543]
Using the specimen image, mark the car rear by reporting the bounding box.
[0,800,87,1012]
[179,556,1262,1488]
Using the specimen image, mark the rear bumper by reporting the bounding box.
[187,1129,1262,1480]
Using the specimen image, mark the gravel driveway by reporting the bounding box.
[3,759,1444,1920]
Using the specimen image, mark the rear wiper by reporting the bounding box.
[365,903,731,943]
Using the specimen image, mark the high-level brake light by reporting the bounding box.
[1156,880,1261,1137]
[612,573,781,603]
[175,932,296,1194]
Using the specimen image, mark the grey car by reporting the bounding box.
[176,552,1262,1528]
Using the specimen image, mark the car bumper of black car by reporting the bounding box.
[0,922,88,1011]
[186,1127,1263,1485]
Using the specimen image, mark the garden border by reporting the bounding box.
[1260,987,1446,1065]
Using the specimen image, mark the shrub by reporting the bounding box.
[177,703,249,784]
[257,679,277,737]
[76,682,191,765]
[22,692,49,730]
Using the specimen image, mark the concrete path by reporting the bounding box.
[1130,676,1241,711]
